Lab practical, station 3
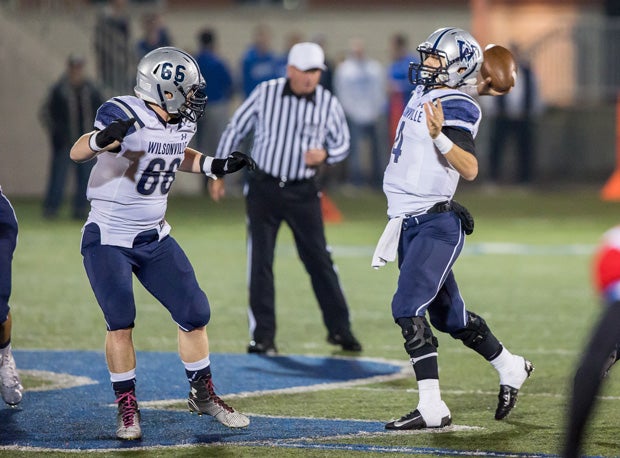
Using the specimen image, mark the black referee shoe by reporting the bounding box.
[327,329,362,352]
[247,340,278,355]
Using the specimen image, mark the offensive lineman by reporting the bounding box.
[372,27,533,430]
[70,47,254,440]
[0,186,23,407]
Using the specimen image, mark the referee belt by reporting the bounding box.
[251,169,313,188]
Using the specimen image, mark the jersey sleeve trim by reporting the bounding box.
[110,98,145,129]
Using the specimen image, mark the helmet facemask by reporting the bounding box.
[409,48,450,89]
[176,83,207,122]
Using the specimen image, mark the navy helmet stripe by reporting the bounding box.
[431,27,456,51]
[173,47,202,77]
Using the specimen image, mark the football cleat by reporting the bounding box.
[385,405,452,430]
[0,349,23,406]
[188,377,249,428]
[495,358,534,420]
[327,329,362,352]
[115,390,141,440]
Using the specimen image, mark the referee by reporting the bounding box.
[209,42,362,355]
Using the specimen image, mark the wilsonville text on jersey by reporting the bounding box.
[147,141,189,155]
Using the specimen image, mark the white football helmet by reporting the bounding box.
[409,27,482,89]
[134,46,207,122]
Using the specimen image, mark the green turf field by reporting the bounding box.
[5,184,620,457]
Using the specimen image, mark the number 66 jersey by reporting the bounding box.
[85,95,196,248]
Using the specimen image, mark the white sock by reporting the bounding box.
[490,347,512,371]
[490,347,526,387]
[110,368,136,383]
[416,380,451,427]
[182,356,211,372]
[417,378,442,407]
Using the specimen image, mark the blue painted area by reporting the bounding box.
[269,442,563,457]
[0,351,399,450]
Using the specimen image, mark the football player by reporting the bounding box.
[70,47,254,440]
[562,226,620,457]
[373,27,533,430]
[0,187,23,407]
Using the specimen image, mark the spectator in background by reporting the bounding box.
[486,43,542,185]
[240,24,280,97]
[387,33,418,141]
[311,33,334,92]
[311,33,341,191]
[94,0,132,96]
[39,55,104,219]
[0,187,22,407]
[194,28,235,191]
[136,12,172,60]
[334,37,387,189]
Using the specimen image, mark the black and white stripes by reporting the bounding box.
[216,78,349,181]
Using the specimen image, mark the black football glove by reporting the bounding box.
[90,118,135,151]
[211,151,256,176]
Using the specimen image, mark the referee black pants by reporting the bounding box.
[245,175,351,344]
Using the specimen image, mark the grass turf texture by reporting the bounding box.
[5,185,620,457]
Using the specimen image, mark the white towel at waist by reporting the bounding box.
[371,217,403,269]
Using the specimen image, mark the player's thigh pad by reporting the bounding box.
[135,235,210,331]
[81,223,137,330]
[392,213,463,319]
[428,272,467,333]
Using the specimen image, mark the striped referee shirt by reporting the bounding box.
[216,77,350,181]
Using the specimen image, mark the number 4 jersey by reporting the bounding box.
[85,96,197,247]
[383,85,481,219]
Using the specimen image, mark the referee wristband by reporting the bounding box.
[88,132,103,153]
[433,132,454,155]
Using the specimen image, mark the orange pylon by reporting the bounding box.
[601,92,620,201]
[320,192,343,223]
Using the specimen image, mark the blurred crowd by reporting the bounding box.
[40,0,541,217]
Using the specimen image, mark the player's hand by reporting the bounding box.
[305,148,327,167]
[90,118,135,151]
[477,76,511,96]
[424,99,444,138]
[208,178,226,202]
[211,151,256,176]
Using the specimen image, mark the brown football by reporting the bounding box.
[481,45,517,93]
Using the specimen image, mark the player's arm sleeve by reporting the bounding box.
[443,126,476,157]
[94,99,136,131]
[438,92,481,142]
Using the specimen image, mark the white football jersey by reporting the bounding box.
[383,85,481,218]
[85,96,196,247]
